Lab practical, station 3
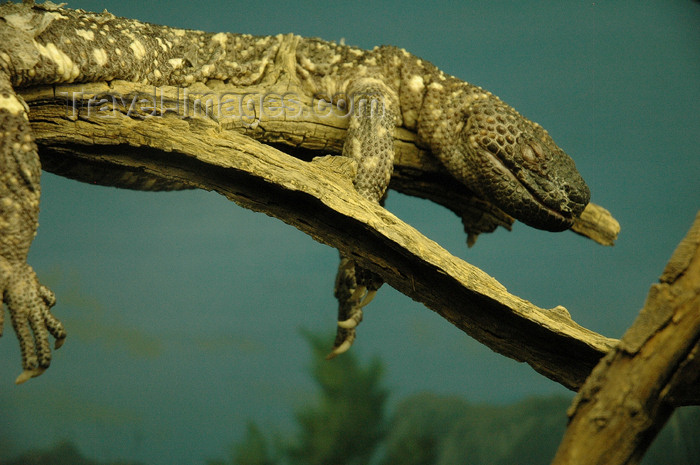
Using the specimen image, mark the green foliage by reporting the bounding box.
[380,392,472,465]
[382,394,700,465]
[209,331,388,465]
[4,439,145,465]
[213,333,699,465]
[382,393,571,465]
[642,406,700,465]
[231,422,276,465]
[8,339,699,465]
[205,421,277,465]
[284,331,388,465]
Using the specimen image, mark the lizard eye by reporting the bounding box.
[522,141,545,164]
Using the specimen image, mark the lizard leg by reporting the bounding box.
[327,79,397,358]
[0,74,66,383]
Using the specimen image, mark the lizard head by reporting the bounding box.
[447,96,590,232]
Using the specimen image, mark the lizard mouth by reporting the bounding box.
[483,150,578,232]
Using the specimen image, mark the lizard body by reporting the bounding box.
[0,2,590,381]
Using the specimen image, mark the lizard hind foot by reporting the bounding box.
[329,256,384,358]
[0,261,67,384]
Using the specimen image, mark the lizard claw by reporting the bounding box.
[349,286,378,308]
[349,284,368,302]
[338,307,363,329]
[337,285,372,329]
[325,328,355,360]
[15,367,47,385]
[358,289,377,308]
[336,288,376,329]
[1,260,67,384]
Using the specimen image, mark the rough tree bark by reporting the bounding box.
[552,213,700,464]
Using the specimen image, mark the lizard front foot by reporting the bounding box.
[1,259,66,384]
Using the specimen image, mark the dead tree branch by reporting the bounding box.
[552,212,700,465]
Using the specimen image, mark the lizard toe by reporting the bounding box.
[338,307,363,329]
[326,327,356,360]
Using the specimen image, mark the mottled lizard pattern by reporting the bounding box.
[0,2,590,382]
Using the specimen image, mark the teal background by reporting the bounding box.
[1,1,698,463]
